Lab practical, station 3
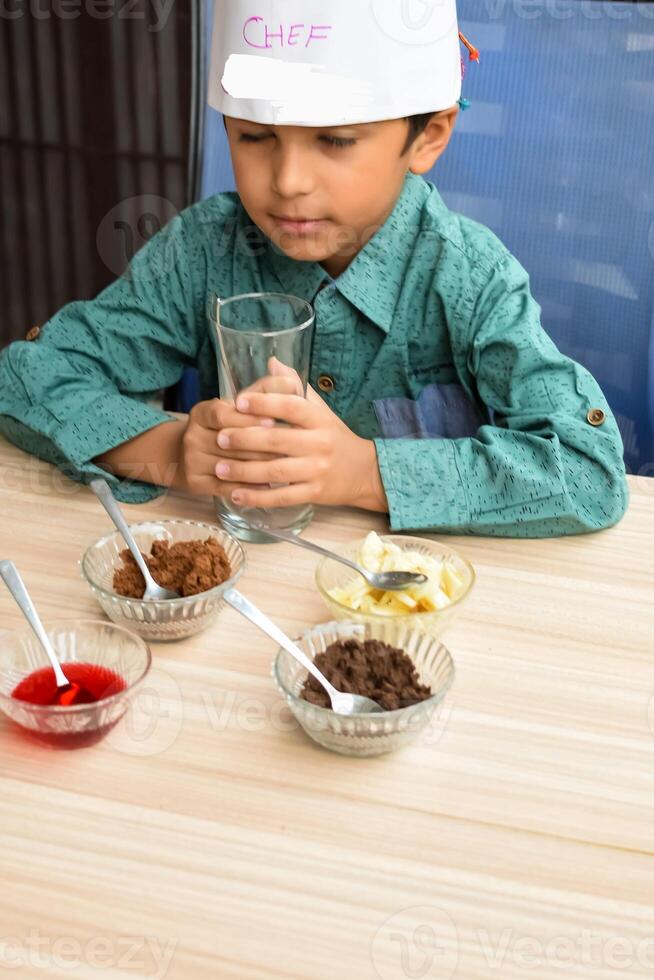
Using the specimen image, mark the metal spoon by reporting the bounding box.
[89,478,180,600]
[0,561,95,706]
[248,524,428,591]
[223,588,384,715]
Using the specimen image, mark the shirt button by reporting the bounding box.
[25,325,41,341]
[317,374,336,393]
[587,408,606,427]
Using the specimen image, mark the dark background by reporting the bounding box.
[0,1,195,346]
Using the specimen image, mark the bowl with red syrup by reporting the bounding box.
[0,620,151,748]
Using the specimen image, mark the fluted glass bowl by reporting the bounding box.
[272,619,455,757]
[0,619,151,748]
[81,520,246,641]
[315,535,475,639]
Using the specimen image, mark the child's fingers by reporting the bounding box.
[216,448,279,463]
[188,421,277,462]
[230,482,314,510]
[182,455,240,498]
[192,398,275,432]
[235,392,316,427]
[217,425,315,457]
[243,373,303,397]
[264,358,323,407]
[268,355,303,383]
[183,450,270,498]
[214,456,311,486]
[211,427,280,461]
[198,477,270,499]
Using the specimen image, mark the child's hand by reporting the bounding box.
[213,361,389,512]
[181,397,279,498]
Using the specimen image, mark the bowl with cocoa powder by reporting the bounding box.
[81,520,246,641]
[272,620,455,756]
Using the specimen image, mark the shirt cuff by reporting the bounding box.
[54,393,176,503]
[374,437,470,532]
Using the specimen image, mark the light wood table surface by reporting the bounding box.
[0,436,653,980]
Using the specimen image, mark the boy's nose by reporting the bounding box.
[271,145,315,199]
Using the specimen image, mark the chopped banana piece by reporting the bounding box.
[442,563,465,600]
[360,530,385,567]
[393,591,418,611]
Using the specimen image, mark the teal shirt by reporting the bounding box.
[0,172,628,535]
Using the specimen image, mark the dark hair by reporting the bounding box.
[401,111,438,154]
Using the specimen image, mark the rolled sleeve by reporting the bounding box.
[373,251,628,537]
[0,206,204,501]
[0,396,174,504]
[374,436,469,531]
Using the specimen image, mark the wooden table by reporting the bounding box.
[0,436,653,980]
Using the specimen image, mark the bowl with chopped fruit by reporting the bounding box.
[272,619,455,756]
[315,532,474,638]
[81,520,246,641]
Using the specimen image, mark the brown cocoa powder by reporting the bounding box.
[112,537,231,599]
[300,637,432,711]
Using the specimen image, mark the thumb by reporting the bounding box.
[268,356,324,408]
[268,355,298,377]
[268,356,303,394]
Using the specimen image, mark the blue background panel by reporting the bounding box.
[197,0,654,474]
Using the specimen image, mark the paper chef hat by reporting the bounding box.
[208,0,462,127]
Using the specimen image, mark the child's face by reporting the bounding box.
[225,113,455,278]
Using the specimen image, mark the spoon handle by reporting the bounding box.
[89,478,154,588]
[249,525,364,577]
[0,560,69,688]
[223,588,338,700]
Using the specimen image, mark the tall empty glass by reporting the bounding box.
[210,292,315,543]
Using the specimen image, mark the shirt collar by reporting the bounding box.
[264,172,432,333]
[335,173,431,333]
[264,239,329,306]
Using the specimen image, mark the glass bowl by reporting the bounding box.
[81,520,246,641]
[315,534,475,639]
[272,619,455,757]
[0,619,151,748]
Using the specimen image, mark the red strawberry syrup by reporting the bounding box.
[9,663,127,748]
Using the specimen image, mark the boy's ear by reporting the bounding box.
[407,106,458,175]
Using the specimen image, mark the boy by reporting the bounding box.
[0,1,628,536]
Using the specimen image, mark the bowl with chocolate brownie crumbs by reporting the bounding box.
[81,520,246,641]
[273,621,455,756]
